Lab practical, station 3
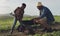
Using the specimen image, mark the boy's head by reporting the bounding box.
[21,3,26,9]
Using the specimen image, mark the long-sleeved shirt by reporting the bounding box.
[39,6,55,22]
[14,7,24,20]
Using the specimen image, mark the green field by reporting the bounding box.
[0,16,60,36]
[0,16,33,31]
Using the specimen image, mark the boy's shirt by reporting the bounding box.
[14,7,24,20]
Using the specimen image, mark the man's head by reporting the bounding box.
[36,2,43,10]
[21,3,26,9]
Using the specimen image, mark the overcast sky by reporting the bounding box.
[0,0,60,16]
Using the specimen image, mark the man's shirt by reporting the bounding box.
[39,6,55,22]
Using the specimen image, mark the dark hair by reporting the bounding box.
[22,3,26,6]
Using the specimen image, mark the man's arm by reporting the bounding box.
[39,9,46,18]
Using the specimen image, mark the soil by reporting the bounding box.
[0,22,60,36]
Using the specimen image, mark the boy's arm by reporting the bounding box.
[10,12,15,16]
[10,7,20,16]
[14,7,20,13]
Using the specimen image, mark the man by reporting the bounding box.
[34,2,55,32]
[10,3,26,34]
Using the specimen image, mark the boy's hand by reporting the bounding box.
[10,12,13,15]
[10,12,15,16]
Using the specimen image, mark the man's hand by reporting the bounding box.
[32,18,40,23]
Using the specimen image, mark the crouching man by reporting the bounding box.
[34,2,55,32]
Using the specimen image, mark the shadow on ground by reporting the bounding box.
[0,22,60,36]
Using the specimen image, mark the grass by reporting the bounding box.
[0,16,60,30]
[54,16,60,22]
[0,16,33,31]
[0,16,60,36]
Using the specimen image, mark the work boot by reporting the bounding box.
[17,25,25,32]
[46,28,53,32]
[46,28,54,32]
[42,27,53,32]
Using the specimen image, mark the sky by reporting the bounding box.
[0,0,60,16]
